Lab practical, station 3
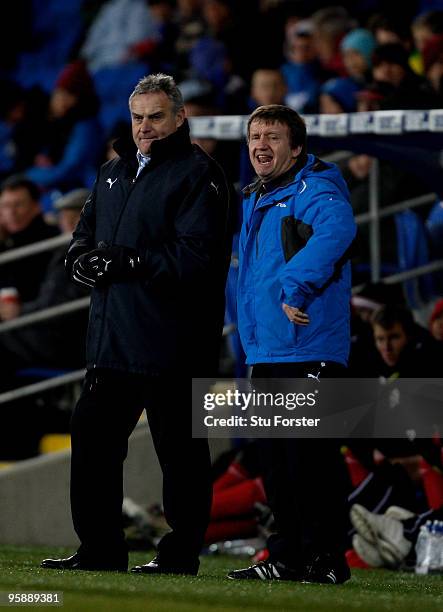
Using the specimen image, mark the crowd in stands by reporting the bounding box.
[0,0,443,574]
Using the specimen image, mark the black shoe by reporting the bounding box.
[41,552,127,572]
[227,560,302,581]
[130,555,199,576]
[303,554,351,585]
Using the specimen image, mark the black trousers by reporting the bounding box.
[70,369,212,565]
[252,361,349,570]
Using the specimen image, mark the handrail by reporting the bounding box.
[355,192,436,225]
[0,297,90,334]
[0,369,85,405]
[352,259,443,293]
[0,233,70,266]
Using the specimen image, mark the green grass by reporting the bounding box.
[0,546,442,612]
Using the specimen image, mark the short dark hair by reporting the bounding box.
[371,305,415,336]
[129,73,184,114]
[0,175,40,201]
[247,105,307,164]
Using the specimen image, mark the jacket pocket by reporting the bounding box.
[281,216,313,263]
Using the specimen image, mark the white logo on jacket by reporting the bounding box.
[276,202,287,208]
[106,178,117,189]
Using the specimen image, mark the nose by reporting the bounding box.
[140,117,153,132]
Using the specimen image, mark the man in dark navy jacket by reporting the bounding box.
[41,74,233,574]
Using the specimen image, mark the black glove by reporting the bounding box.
[71,252,98,289]
[79,245,143,285]
[66,239,95,289]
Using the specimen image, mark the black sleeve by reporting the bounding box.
[65,177,97,276]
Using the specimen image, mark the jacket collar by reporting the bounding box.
[243,154,307,197]
[113,120,193,165]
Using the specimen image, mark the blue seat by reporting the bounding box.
[394,210,435,308]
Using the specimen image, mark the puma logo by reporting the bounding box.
[106,178,117,189]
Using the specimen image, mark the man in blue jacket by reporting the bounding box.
[228,105,356,584]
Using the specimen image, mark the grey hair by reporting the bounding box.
[129,73,184,113]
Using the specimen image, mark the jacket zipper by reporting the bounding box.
[93,174,137,370]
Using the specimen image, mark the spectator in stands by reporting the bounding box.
[372,42,438,108]
[0,189,89,374]
[0,81,47,179]
[24,61,101,193]
[281,19,325,113]
[250,69,287,109]
[429,298,443,342]
[319,77,361,113]
[340,28,376,84]
[230,105,356,584]
[311,6,355,77]
[422,34,443,101]
[80,0,158,73]
[412,9,443,73]
[368,305,443,378]
[127,0,180,74]
[0,176,59,302]
[41,73,233,575]
[174,0,206,78]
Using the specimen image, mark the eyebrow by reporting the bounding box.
[131,111,165,120]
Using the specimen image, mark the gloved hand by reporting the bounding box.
[71,252,98,289]
[66,239,95,289]
[78,245,143,286]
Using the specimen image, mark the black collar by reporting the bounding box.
[243,155,307,197]
[113,120,193,165]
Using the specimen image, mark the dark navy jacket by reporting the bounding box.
[69,121,233,375]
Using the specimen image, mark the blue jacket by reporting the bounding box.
[237,154,357,366]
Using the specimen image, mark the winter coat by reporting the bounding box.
[69,121,233,375]
[237,154,357,366]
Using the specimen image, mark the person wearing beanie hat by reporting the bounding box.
[429,298,443,341]
[341,28,376,81]
[320,77,361,113]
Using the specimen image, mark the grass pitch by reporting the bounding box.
[0,546,442,612]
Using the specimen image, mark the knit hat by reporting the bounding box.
[56,60,94,99]
[429,298,443,325]
[372,43,410,70]
[422,34,443,73]
[341,28,376,68]
[320,77,361,112]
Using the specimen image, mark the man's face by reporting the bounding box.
[251,70,287,106]
[373,61,406,87]
[373,322,408,367]
[248,119,301,183]
[130,92,185,155]
[0,187,40,234]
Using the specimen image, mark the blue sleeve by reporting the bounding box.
[279,189,356,309]
[25,119,100,188]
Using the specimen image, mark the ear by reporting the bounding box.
[291,145,302,159]
[175,108,185,128]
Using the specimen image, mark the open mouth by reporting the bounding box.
[256,154,273,166]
